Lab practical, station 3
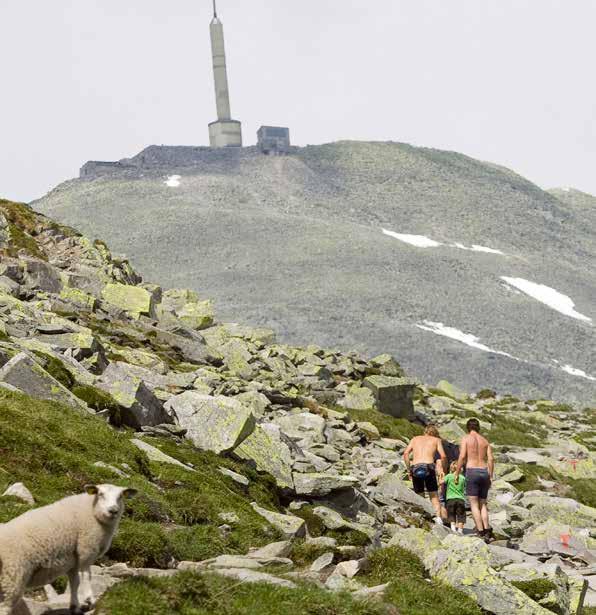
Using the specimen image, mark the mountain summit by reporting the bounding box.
[34,141,595,403]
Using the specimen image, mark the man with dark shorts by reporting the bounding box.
[455,418,494,541]
[403,425,447,524]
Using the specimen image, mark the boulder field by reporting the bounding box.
[0,199,594,614]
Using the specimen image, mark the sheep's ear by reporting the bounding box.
[122,488,138,499]
[84,484,98,495]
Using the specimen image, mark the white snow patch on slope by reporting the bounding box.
[382,229,504,255]
[416,321,516,359]
[165,175,181,187]
[453,243,505,255]
[501,277,592,324]
[560,364,596,381]
[382,229,441,248]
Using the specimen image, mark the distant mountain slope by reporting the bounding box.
[33,141,596,403]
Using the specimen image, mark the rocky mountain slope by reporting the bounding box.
[33,141,596,405]
[0,198,595,615]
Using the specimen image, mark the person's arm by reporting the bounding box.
[403,440,414,475]
[455,437,467,481]
[487,443,494,482]
[436,439,448,475]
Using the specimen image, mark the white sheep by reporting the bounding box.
[0,484,137,615]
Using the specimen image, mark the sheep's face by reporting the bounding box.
[85,484,137,524]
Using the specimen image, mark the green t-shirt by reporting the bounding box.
[444,473,466,500]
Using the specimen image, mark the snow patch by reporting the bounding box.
[165,175,181,187]
[381,229,504,255]
[501,277,592,324]
[453,242,505,255]
[382,229,441,248]
[416,321,516,359]
[560,364,596,381]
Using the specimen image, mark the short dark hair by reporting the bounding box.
[466,418,480,433]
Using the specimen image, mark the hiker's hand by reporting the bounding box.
[454,472,459,484]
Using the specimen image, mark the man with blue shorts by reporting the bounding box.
[455,418,494,542]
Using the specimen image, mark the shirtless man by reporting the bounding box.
[455,418,494,541]
[403,425,447,524]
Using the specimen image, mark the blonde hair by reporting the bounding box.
[424,424,440,438]
[450,461,458,473]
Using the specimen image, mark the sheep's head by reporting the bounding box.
[85,484,137,524]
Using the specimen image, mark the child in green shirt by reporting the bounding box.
[442,461,467,534]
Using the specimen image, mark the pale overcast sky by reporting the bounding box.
[1,0,595,202]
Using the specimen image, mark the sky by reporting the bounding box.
[1,0,595,203]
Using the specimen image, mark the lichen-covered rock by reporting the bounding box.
[373,474,435,516]
[520,519,596,558]
[97,362,172,428]
[250,502,306,538]
[276,412,326,445]
[292,472,359,496]
[219,338,257,380]
[522,494,596,527]
[233,390,271,417]
[22,259,63,294]
[0,353,89,411]
[101,283,156,319]
[165,391,255,454]
[363,375,417,418]
[130,438,194,471]
[340,385,375,411]
[370,354,403,377]
[426,535,553,614]
[234,424,294,489]
[436,379,468,401]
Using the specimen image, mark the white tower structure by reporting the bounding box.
[208,0,242,147]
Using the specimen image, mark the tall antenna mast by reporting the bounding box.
[213,0,217,18]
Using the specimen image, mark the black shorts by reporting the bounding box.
[466,468,491,499]
[446,498,466,524]
[411,464,439,494]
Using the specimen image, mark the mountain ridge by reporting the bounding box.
[33,140,596,404]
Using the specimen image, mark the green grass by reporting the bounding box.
[361,546,482,615]
[510,579,557,604]
[486,414,547,447]
[95,571,386,615]
[514,464,596,507]
[0,389,283,566]
[340,406,423,442]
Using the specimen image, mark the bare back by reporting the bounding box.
[408,435,442,465]
[462,432,490,469]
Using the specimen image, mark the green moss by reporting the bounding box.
[340,406,423,441]
[327,527,370,547]
[95,571,385,615]
[566,478,596,508]
[487,414,546,447]
[71,384,123,424]
[476,389,496,399]
[5,223,45,259]
[361,546,483,615]
[32,351,75,389]
[514,464,559,492]
[108,520,173,568]
[510,579,557,603]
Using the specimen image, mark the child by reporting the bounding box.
[442,461,467,534]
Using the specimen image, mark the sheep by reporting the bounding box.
[0,484,137,615]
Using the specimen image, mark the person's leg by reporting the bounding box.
[468,496,484,531]
[428,491,442,522]
[446,500,455,530]
[480,499,490,531]
[425,470,442,522]
[456,500,466,531]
